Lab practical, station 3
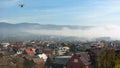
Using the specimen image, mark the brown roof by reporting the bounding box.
[76,52,91,65]
[32,58,45,64]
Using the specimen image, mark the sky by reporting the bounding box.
[1,0,120,26]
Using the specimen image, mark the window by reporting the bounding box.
[73,59,78,63]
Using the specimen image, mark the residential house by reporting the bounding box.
[67,52,91,68]
[52,56,71,68]
[32,58,45,64]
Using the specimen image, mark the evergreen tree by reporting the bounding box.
[97,48,116,68]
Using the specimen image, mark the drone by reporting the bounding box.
[19,4,24,8]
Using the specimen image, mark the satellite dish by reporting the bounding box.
[19,4,24,8]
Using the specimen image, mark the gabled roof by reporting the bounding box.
[32,58,45,64]
[75,52,91,65]
[54,56,71,64]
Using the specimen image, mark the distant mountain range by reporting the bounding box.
[0,22,111,42]
[0,22,92,30]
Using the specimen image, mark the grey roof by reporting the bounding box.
[54,56,71,64]
[55,56,71,58]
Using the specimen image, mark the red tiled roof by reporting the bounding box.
[25,49,35,55]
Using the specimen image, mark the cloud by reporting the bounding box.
[0,0,19,8]
[25,25,120,40]
[0,20,8,22]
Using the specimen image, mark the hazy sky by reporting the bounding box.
[1,0,120,25]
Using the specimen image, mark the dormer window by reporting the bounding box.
[73,59,78,63]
